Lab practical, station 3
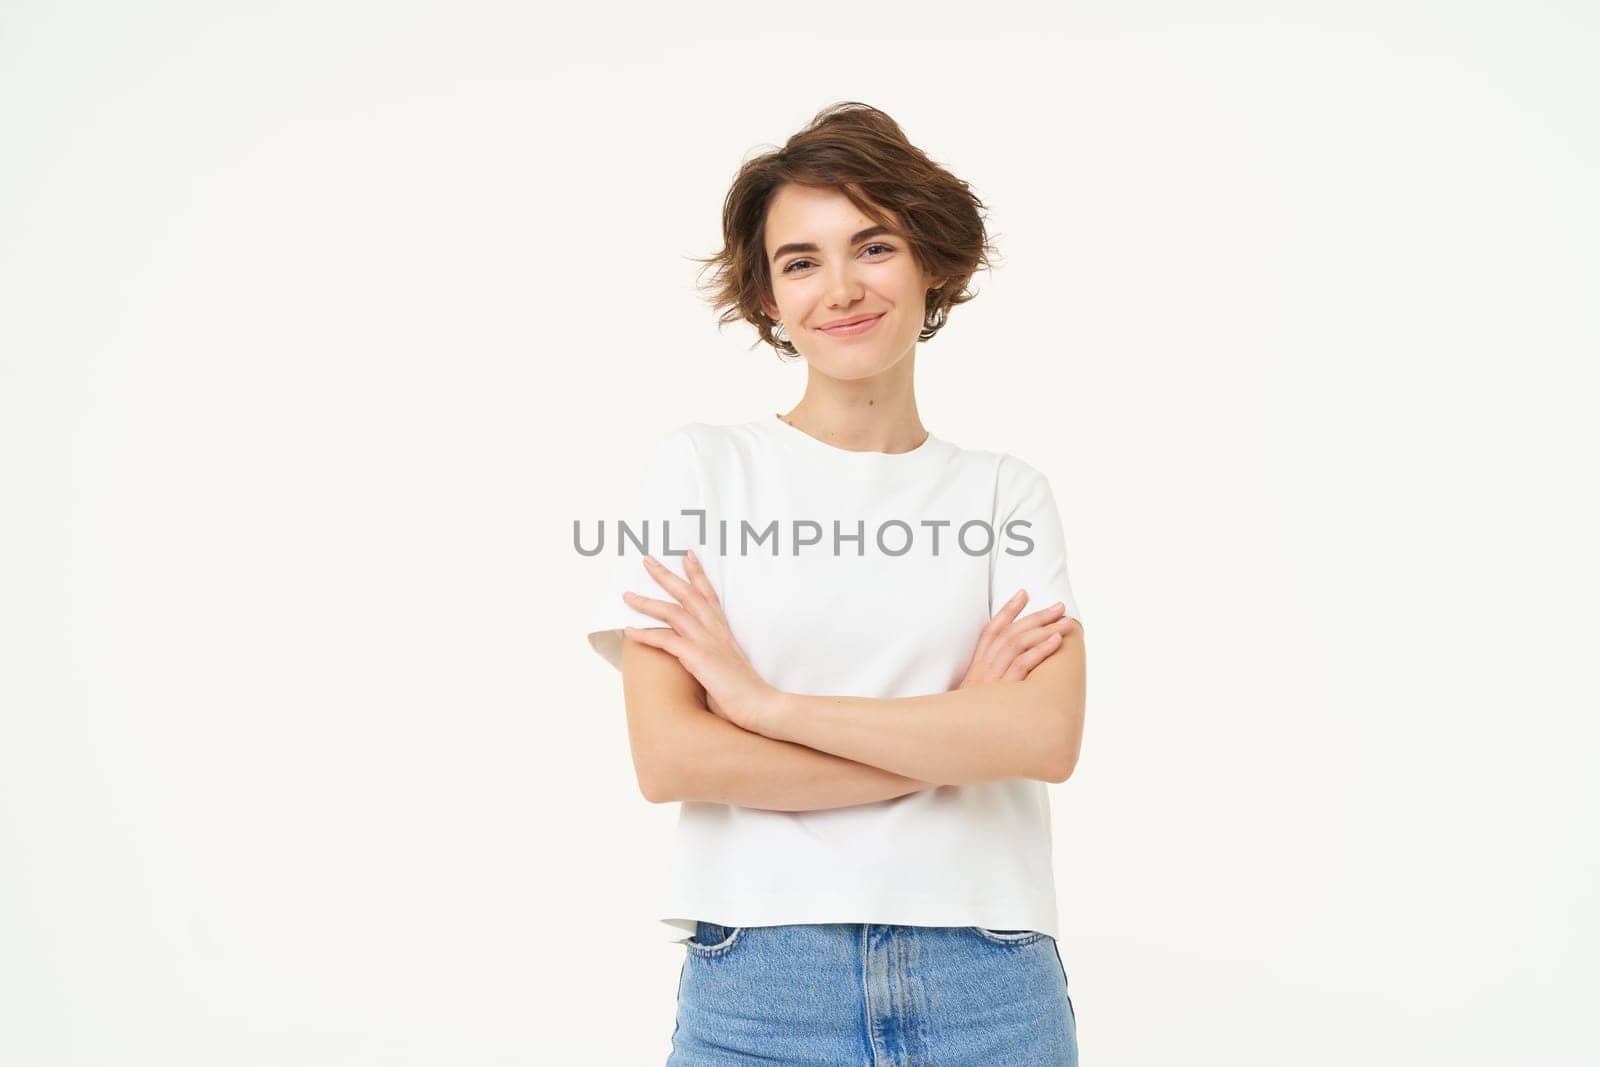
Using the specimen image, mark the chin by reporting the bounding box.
[798,334,913,378]
[803,353,902,381]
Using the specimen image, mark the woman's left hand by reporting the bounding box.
[622,550,783,736]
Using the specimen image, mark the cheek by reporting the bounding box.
[773,282,815,318]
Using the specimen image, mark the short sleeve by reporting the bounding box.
[988,456,1082,624]
[585,427,706,671]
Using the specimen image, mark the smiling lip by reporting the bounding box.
[817,313,884,337]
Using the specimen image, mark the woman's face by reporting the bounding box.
[761,183,943,381]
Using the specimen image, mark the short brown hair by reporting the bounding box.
[692,101,1000,359]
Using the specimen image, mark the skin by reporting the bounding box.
[618,181,1087,801]
[619,580,1074,810]
[625,551,1084,786]
[759,181,942,454]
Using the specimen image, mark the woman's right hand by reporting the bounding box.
[957,590,1078,688]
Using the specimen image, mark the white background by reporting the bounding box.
[3,2,1595,1064]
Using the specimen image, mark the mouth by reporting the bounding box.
[817,312,885,338]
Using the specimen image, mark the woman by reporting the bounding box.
[586,102,1087,1065]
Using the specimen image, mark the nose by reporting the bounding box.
[822,260,864,309]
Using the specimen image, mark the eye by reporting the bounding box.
[780,243,895,276]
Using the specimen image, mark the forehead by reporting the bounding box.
[763,183,892,250]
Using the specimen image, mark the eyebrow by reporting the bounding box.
[770,225,897,264]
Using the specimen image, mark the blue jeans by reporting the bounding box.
[667,922,1078,1066]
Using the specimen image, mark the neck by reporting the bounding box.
[780,357,928,454]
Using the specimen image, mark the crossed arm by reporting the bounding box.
[762,640,1085,786]
[617,551,1087,811]
[622,637,940,811]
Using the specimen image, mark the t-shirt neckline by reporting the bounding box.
[760,412,944,463]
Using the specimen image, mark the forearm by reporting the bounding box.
[763,674,1074,786]
[658,703,935,812]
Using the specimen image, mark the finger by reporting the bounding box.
[1015,601,1066,629]
[980,589,1029,637]
[641,554,696,602]
[643,554,722,632]
[1006,605,1064,648]
[1011,612,1074,650]
[1003,631,1061,681]
[622,590,701,636]
[622,625,689,660]
[974,603,1032,672]
[1048,616,1079,641]
[683,549,723,607]
[968,591,1051,679]
[1003,630,1062,681]
[643,550,732,633]
[682,550,734,639]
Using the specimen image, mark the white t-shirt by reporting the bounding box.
[585,414,1082,943]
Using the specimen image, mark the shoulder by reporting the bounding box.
[986,448,1041,475]
[918,435,1058,510]
[951,439,1053,486]
[650,421,749,457]
[638,421,762,489]
[939,433,1052,481]
[988,451,1062,516]
[650,419,779,475]
[626,425,707,500]
[998,451,1053,489]
[640,421,719,465]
